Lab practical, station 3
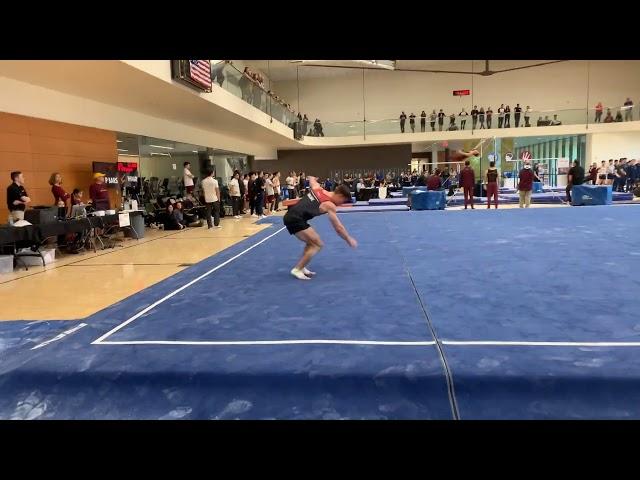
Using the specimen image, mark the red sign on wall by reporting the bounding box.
[453,90,471,96]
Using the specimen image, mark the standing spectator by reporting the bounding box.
[588,162,599,185]
[409,112,416,133]
[299,172,308,196]
[485,161,499,209]
[399,111,407,133]
[254,74,265,110]
[517,162,534,208]
[211,60,227,87]
[514,104,522,128]
[604,109,614,123]
[302,114,309,136]
[478,107,485,129]
[504,105,511,128]
[597,160,608,185]
[497,104,505,128]
[429,110,437,131]
[183,161,195,195]
[228,171,242,219]
[202,168,221,228]
[614,159,627,192]
[626,159,637,192]
[471,105,479,130]
[265,172,275,213]
[606,159,616,185]
[314,119,324,137]
[486,106,493,129]
[285,171,296,200]
[49,172,70,216]
[594,102,603,123]
[239,172,247,214]
[460,160,475,210]
[239,67,253,103]
[272,171,281,211]
[524,105,532,127]
[242,173,250,213]
[624,98,634,121]
[459,108,469,130]
[254,171,266,219]
[295,112,303,138]
[89,172,110,210]
[566,160,585,203]
[420,110,426,132]
[6,171,31,222]
[248,172,257,216]
[437,109,445,131]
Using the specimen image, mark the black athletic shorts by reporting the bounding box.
[284,213,310,235]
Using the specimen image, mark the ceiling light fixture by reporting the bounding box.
[149,144,174,150]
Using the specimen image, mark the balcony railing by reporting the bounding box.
[211,62,637,140]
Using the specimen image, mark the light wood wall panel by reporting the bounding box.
[0,112,117,220]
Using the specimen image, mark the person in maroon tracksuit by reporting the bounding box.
[459,160,476,209]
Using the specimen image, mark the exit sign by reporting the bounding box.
[453,90,471,96]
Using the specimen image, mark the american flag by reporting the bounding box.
[188,60,211,88]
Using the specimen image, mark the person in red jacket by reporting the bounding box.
[518,162,535,208]
[459,159,476,209]
[426,170,442,190]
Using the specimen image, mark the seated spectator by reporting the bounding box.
[164,204,185,230]
[615,111,623,122]
[550,114,562,125]
[604,109,614,123]
[71,189,85,206]
[536,116,544,126]
[175,201,202,227]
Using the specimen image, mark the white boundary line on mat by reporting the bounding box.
[91,227,287,345]
[95,340,437,346]
[32,323,88,350]
[441,340,640,347]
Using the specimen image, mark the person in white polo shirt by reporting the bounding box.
[201,168,221,228]
[183,161,195,196]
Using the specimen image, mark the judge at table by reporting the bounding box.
[89,172,110,211]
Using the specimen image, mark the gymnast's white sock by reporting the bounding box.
[291,268,310,280]
[302,267,316,276]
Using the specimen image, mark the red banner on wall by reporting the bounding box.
[453,90,471,96]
